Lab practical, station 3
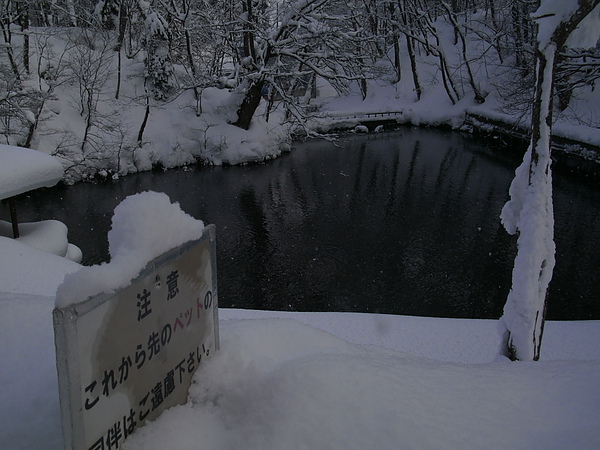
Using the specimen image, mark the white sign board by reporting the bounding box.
[53,225,218,450]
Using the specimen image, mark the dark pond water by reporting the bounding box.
[4,128,600,319]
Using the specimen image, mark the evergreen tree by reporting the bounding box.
[143,10,175,100]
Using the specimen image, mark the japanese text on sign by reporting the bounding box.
[53,226,218,450]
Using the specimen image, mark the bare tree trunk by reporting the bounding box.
[138,84,150,144]
[242,0,257,63]
[184,27,202,116]
[0,17,22,82]
[265,84,275,123]
[434,34,460,104]
[398,0,421,100]
[19,0,30,74]
[66,0,77,26]
[115,1,128,100]
[442,2,484,103]
[24,97,45,148]
[81,106,93,153]
[414,1,461,104]
[360,77,368,100]
[511,0,537,75]
[116,47,122,100]
[178,0,202,116]
[389,2,401,83]
[406,35,421,100]
[392,36,401,83]
[487,0,498,28]
[234,79,265,130]
[232,0,265,129]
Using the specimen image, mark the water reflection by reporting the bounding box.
[4,128,599,319]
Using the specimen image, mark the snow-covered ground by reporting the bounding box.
[1,192,599,449]
[3,295,600,450]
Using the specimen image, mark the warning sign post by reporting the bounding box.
[53,225,218,450]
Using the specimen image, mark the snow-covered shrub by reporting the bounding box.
[143,11,175,100]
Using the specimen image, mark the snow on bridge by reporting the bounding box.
[320,110,405,132]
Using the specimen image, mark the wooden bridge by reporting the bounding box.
[326,111,405,131]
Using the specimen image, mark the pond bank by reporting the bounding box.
[464,111,600,181]
[311,107,600,182]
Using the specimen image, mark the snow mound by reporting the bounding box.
[0,237,81,296]
[124,318,600,450]
[0,220,81,263]
[198,88,293,165]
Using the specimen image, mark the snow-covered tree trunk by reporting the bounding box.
[499,0,600,361]
[499,45,556,362]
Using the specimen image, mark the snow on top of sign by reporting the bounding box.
[55,191,205,307]
[0,144,64,200]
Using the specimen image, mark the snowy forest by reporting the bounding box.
[2,0,599,182]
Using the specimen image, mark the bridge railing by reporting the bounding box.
[328,111,404,121]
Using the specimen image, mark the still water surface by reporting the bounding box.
[7,128,600,319]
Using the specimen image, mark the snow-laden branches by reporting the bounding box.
[232,0,392,129]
